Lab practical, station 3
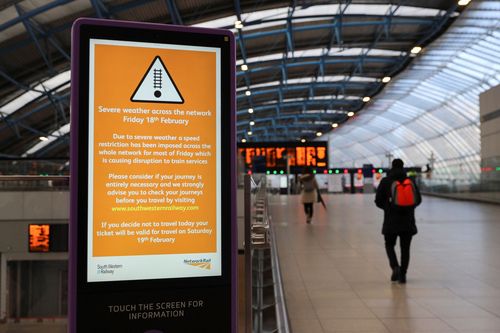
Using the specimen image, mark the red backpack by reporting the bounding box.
[391,178,416,207]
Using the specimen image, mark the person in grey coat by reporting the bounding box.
[375,159,422,284]
[300,167,318,224]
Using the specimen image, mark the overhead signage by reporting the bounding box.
[70,19,236,333]
[238,141,328,172]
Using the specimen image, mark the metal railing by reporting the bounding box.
[244,175,291,333]
[0,159,68,175]
[0,175,69,191]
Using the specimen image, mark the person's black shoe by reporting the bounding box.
[399,273,406,284]
[391,266,400,282]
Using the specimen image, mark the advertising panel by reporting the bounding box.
[327,174,343,193]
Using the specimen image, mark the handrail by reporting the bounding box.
[244,175,253,333]
[0,175,69,191]
[269,219,292,333]
[246,174,291,333]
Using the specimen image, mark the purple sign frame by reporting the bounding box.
[70,18,236,332]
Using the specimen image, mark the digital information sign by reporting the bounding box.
[29,224,50,252]
[29,224,68,252]
[88,39,222,282]
[238,141,328,172]
[70,19,236,333]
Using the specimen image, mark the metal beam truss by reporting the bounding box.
[234,2,454,142]
[0,0,458,157]
[0,0,162,157]
[165,0,183,25]
[0,2,72,154]
[236,0,449,141]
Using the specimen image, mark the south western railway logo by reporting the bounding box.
[184,258,211,270]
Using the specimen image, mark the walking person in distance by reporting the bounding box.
[300,167,318,224]
[375,159,422,284]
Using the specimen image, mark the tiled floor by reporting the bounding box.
[270,194,500,333]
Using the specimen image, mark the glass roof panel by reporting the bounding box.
[326,1,499,178]
[24,123,70,156]
[0,70,70,116]
[195,4,448,30]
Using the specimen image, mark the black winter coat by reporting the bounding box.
[375,169,422,235]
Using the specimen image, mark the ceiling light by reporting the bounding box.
[241,138,247,143]
[411,46,422,54]
[347,111,355,117]
[382,76,391,83]
[250,121,255,126]
[332,123,339,128]
[316,132,322,137]
[241,64,248,71]
[300,139,306,143]
[234,20,243,29]
[248,108,254,114]
[247,131,252,136]
[39,136,49,141]
[458,0,471,5]
[245,90,251,96]
[363,96,371,102]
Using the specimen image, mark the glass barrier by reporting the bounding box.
[415,163,500,203]
[418,172,500,194]
[0,176,69,191]
[0,159,69,191]
[0,159,69,176]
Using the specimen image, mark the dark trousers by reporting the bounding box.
[384,234,413,274]
[304,203,313,218]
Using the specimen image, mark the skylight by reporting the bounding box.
[237,75,378,91]
[236,48,404,66]
[194,4,447,30]
[0,70,70,116]
[260,95,361,105]
[23,123,70,156]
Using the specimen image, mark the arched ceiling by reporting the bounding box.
[0,0,468,162]
[326,0,500,178]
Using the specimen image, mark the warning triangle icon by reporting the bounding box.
[131,56,184,104]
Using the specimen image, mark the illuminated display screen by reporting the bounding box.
[87,39,222,282]
[29,224,68,252]
[238,142,328,172]
[29,224,50,252]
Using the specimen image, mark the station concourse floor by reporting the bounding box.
[269,193,500,333]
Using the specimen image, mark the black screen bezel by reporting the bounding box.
[76,23,232,294]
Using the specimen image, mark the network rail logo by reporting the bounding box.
[184,258,212,270]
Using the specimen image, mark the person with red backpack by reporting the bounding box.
[375,158,422,284]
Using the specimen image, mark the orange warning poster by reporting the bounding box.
[87,39,221,282]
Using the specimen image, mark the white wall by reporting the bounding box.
[480,85,500,161]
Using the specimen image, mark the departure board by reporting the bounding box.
[238,142,328,172]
